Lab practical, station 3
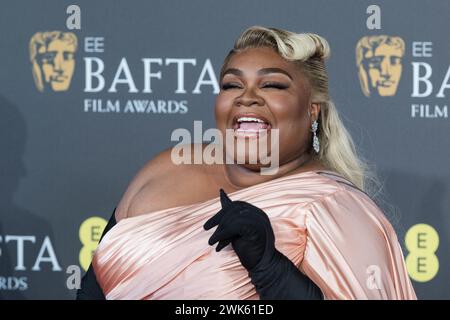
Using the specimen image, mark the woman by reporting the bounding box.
[77,26,417,300]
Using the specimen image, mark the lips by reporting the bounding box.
[378,80,395,87]
[51,75,68,82]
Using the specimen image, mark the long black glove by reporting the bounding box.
[76,208,117,300]
[204,189,323,300]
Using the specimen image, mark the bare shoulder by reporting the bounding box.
[114,143,217,222]
[114,146,177,221]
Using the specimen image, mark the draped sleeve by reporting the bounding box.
[298,187,417,300]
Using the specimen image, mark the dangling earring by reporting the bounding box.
[311,120,320,154]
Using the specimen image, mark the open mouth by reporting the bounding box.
[232,114,272,137]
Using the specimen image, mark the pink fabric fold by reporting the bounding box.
[92,170,417,300]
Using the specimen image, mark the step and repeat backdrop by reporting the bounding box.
[0,0,449,299]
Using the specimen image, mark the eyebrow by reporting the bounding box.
[222,67,293,80]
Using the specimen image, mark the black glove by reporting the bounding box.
[204,189,323,300]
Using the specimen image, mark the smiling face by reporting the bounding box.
[215,47,317,171]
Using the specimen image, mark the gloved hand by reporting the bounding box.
[204,189,323,300]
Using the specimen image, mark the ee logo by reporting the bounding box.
[79,217,107,271]
[405,223,439,282]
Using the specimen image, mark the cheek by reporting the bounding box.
[64,61,75,72]
[392,65,401,76]
[369,69,380,78]
[277,117,311,160]
[271,94,307,130]
[214,94,232,128]
[42,65,53,76]
[279,112,310,146]
[271,96,311,157]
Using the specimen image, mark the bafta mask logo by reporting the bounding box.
[356,35,405,97]
[29,31,77,92]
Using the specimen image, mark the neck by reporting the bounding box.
[222,152,319,190]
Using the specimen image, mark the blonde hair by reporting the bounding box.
[221,26,378,193]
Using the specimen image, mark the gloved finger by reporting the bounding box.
[220,188,233,209]
[215,239,232,252]
[203,209,224,230]
[204,189,234,230]
[208,224,237,246]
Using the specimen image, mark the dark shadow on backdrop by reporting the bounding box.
[0,95,65,299]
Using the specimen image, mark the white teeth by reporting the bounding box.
[237,117,265,123]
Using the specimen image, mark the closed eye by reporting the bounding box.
[221,82,288,90]
[221,83,242,90]
[261,82,289,89]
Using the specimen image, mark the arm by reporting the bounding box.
[204,190,323,300]
[300,189,417,299]
[249,249,323,300]
[76,208,117,300]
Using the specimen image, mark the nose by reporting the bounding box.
[380,58,391,78]
[234,88,264,107]
[54,52,64,72]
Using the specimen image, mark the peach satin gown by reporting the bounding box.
[92,170,417,300]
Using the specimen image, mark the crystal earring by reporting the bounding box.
[311,120,320,154]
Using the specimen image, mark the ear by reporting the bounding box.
[309,103,321,122]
